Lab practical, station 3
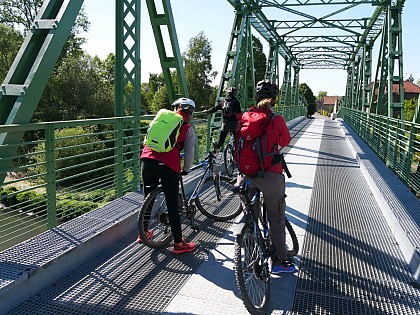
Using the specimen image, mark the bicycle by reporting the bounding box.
[223,131,236,177]
[232,180,299,315]
[137,146,242,249]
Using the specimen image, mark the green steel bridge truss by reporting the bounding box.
[0,0,415,185]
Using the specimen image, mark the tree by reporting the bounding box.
[0,0,41,29]
[317,91,328,100]
[33,53,114,122]
[299,83,316,117]
[94,53,115,85]
[407,74,414,83]
[141,72,166,113]
[183,31,217,111]
[252,35,266,82]
[0,24,23,82]
[149,85,169,113]
[0,0,90,57]
[404,98,417,122]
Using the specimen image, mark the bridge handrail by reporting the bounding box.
[340,107,420,197]
[0,109,306,251]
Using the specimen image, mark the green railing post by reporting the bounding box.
[405,123,415,186]
[393,120,400,171]
[116,118,124,198]
[45,123,57,228]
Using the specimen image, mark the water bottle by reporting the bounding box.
[201,160,208,169]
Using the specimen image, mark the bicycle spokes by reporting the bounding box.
[236,231,270,313]
[152,206,170,234]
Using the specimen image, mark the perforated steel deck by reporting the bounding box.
[292,118,420,315]
[4,116,420,315]
[6,211,233,315]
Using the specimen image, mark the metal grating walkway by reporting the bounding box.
[292,117,419,315]
[3,116,420,314]
[6,211,233,315]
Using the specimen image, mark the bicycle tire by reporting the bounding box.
[137,186,173,249]
[259,195,299,258]
[195,175,241,221]
[285,217,299,257]
[234,230,270,315]
[223,143,236,177]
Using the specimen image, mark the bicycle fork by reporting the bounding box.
[212,171,222,201]
[250,215,271,281]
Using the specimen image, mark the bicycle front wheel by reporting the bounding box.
[234,230,270,315]
[223,143,236,177]
[195,175,241,221]
[138,187,173,249]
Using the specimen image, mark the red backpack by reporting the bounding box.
[234,110,277,177]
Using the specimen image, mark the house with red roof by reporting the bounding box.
[317,95,342,113]
[374,80,420,102]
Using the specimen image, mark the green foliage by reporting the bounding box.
[59,188,114,204]
[16,190,37,203]
[16,191,47,215]
[0,184,116,223]
[0,24,23,82]
[142,32,221,113]
[0,187,47,216]
[0,0,42,29]
[96,53,115,85]
[299,83,317,116]
[141,73,166,113]
[56,199,97,222]
[183,31,217,111]
[404,98,417,122]
[150,85,170,113]
[34,53,114,122]
[0,0,89,57]
[30,125,111,184]
[0,186,18,207]
[317,91,328,100]
[252,36,267,84]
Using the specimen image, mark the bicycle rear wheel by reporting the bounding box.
[260,196,299,258]
[223,143,236,177]
[195,175,241,221]
[234,230,270,315]
[138,187,173,249]
[285,217,299,257]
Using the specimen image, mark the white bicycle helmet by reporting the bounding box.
[171,97,196,114]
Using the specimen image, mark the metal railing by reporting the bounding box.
[0,108,305,251]
[340,108,420,197]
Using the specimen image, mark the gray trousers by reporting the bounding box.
[236,172,287,261]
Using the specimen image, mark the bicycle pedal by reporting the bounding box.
[191,224,200,232]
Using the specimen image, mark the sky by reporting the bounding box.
[82,0,419,97]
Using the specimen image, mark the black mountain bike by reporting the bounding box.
[137,148,242,249]
[232,180,299,315]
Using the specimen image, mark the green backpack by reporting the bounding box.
[145,109,184,152]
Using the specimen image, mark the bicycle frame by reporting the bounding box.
[182,152,217,200]
[179,150,222,227]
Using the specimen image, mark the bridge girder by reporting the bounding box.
[0,0,409,185]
